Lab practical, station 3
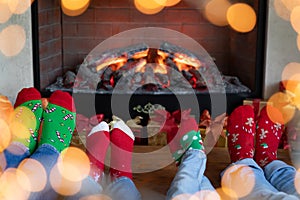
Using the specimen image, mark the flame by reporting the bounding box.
[173,53,201,69]
[131,49,149,59]
[134,59,147,73]
[96,56,127,72]
[157,49,169,60]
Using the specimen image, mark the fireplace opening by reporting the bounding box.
[31,0,266,119]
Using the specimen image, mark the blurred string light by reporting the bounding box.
[0,24,26,57]
[290,6,300,34]
[134,0,165,15]
[61,0,90,17]
[153,0,181,7]
[226,3,257,33]
[204,0,231,26]
[49,147,90,196]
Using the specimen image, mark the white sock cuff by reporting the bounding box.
[88,121,109,137]
[113,120,135,141]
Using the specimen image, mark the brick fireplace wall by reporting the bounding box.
[37,0,258,91]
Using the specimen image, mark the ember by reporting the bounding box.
[46,42,250,94]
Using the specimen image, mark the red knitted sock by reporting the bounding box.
[254,106,284,167]
[151,109,179,154]
[227,105,255,163]
[86,121,110,181]
[110,120,135,180]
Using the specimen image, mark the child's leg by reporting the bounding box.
[86,121,110,182]
[2,88,43,169]
[12,87,43,154]
[254,105,284,167]
[109,120,135,180]
[38,90,76,152]
[226,105,255,163]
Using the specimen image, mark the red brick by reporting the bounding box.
[38,0,60,10]
[47,8,61,24]
[95,8,130,22]
[63,53,86,67]
[182,24,229,40]
[39,39,62,59]
[131,8,166,23]
[39,24,62,43]
[62,23,78,37]
[62,9,95,23]
[164,9,204,23]
[63,38,103,54]
[40,54,63,76]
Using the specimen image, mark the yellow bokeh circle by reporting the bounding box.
[227,3,257,33]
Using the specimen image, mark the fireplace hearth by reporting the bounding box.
[32,0,266,122]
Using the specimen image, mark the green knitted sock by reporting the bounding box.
[13,88,43,154]
[39,90,76,152]
[172,130,205,165]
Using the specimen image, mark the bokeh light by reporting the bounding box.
[215,187,238,200]
[274,0,292,21]
[57,147,90,182]
[204,0,231,26]
[0,95,14,123]
[0,119,11,152]
[291,6,300,34]
[282,62,300,88]
[0,24,26,57]
[9,106,36,140]
[154,0,181,7]
[221,164,255,198]
[17,158,47,192]
[285,74,300,94]
[134,0,165,15]
[0,0,12,23]
[282,0,300,11]
[267,92,296,124]
[171,193,192,200]
[79,194,112,200]
[61,0,90,17]
[8,0,32,15]
[297,34,300,51]
[193,190,221,199]
[295,168,300,194]
[265,104,285,125]
[50,163,82,196]
[227,3,257,33]
[0,168,30,200]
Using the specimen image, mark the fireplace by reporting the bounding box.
[31,0,266,122]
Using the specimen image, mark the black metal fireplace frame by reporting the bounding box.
[31,0,267,117]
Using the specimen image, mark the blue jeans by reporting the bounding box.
[1,143,141,200]
[166,149,217,200]
[222,158,300,200]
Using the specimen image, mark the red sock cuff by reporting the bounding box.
[14,87,41,108]
[49,90,76,112]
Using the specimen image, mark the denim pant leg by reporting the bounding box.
[166,149,216,200]
[28,144,61,200]
[222,158,298,200]
[264,160,300,199]
[104,176,141,200]
[1,142,30,169]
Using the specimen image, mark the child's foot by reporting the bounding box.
[12,87,43,153]
[86,121,110,182]
[254,106,284,167]
[109,120,135,180]
[227,105,255,163]
[168,109,204,165]
[38,90,76,152]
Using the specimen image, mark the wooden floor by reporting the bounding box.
[132,146,292,200]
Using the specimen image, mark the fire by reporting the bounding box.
[173,53,201,69]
